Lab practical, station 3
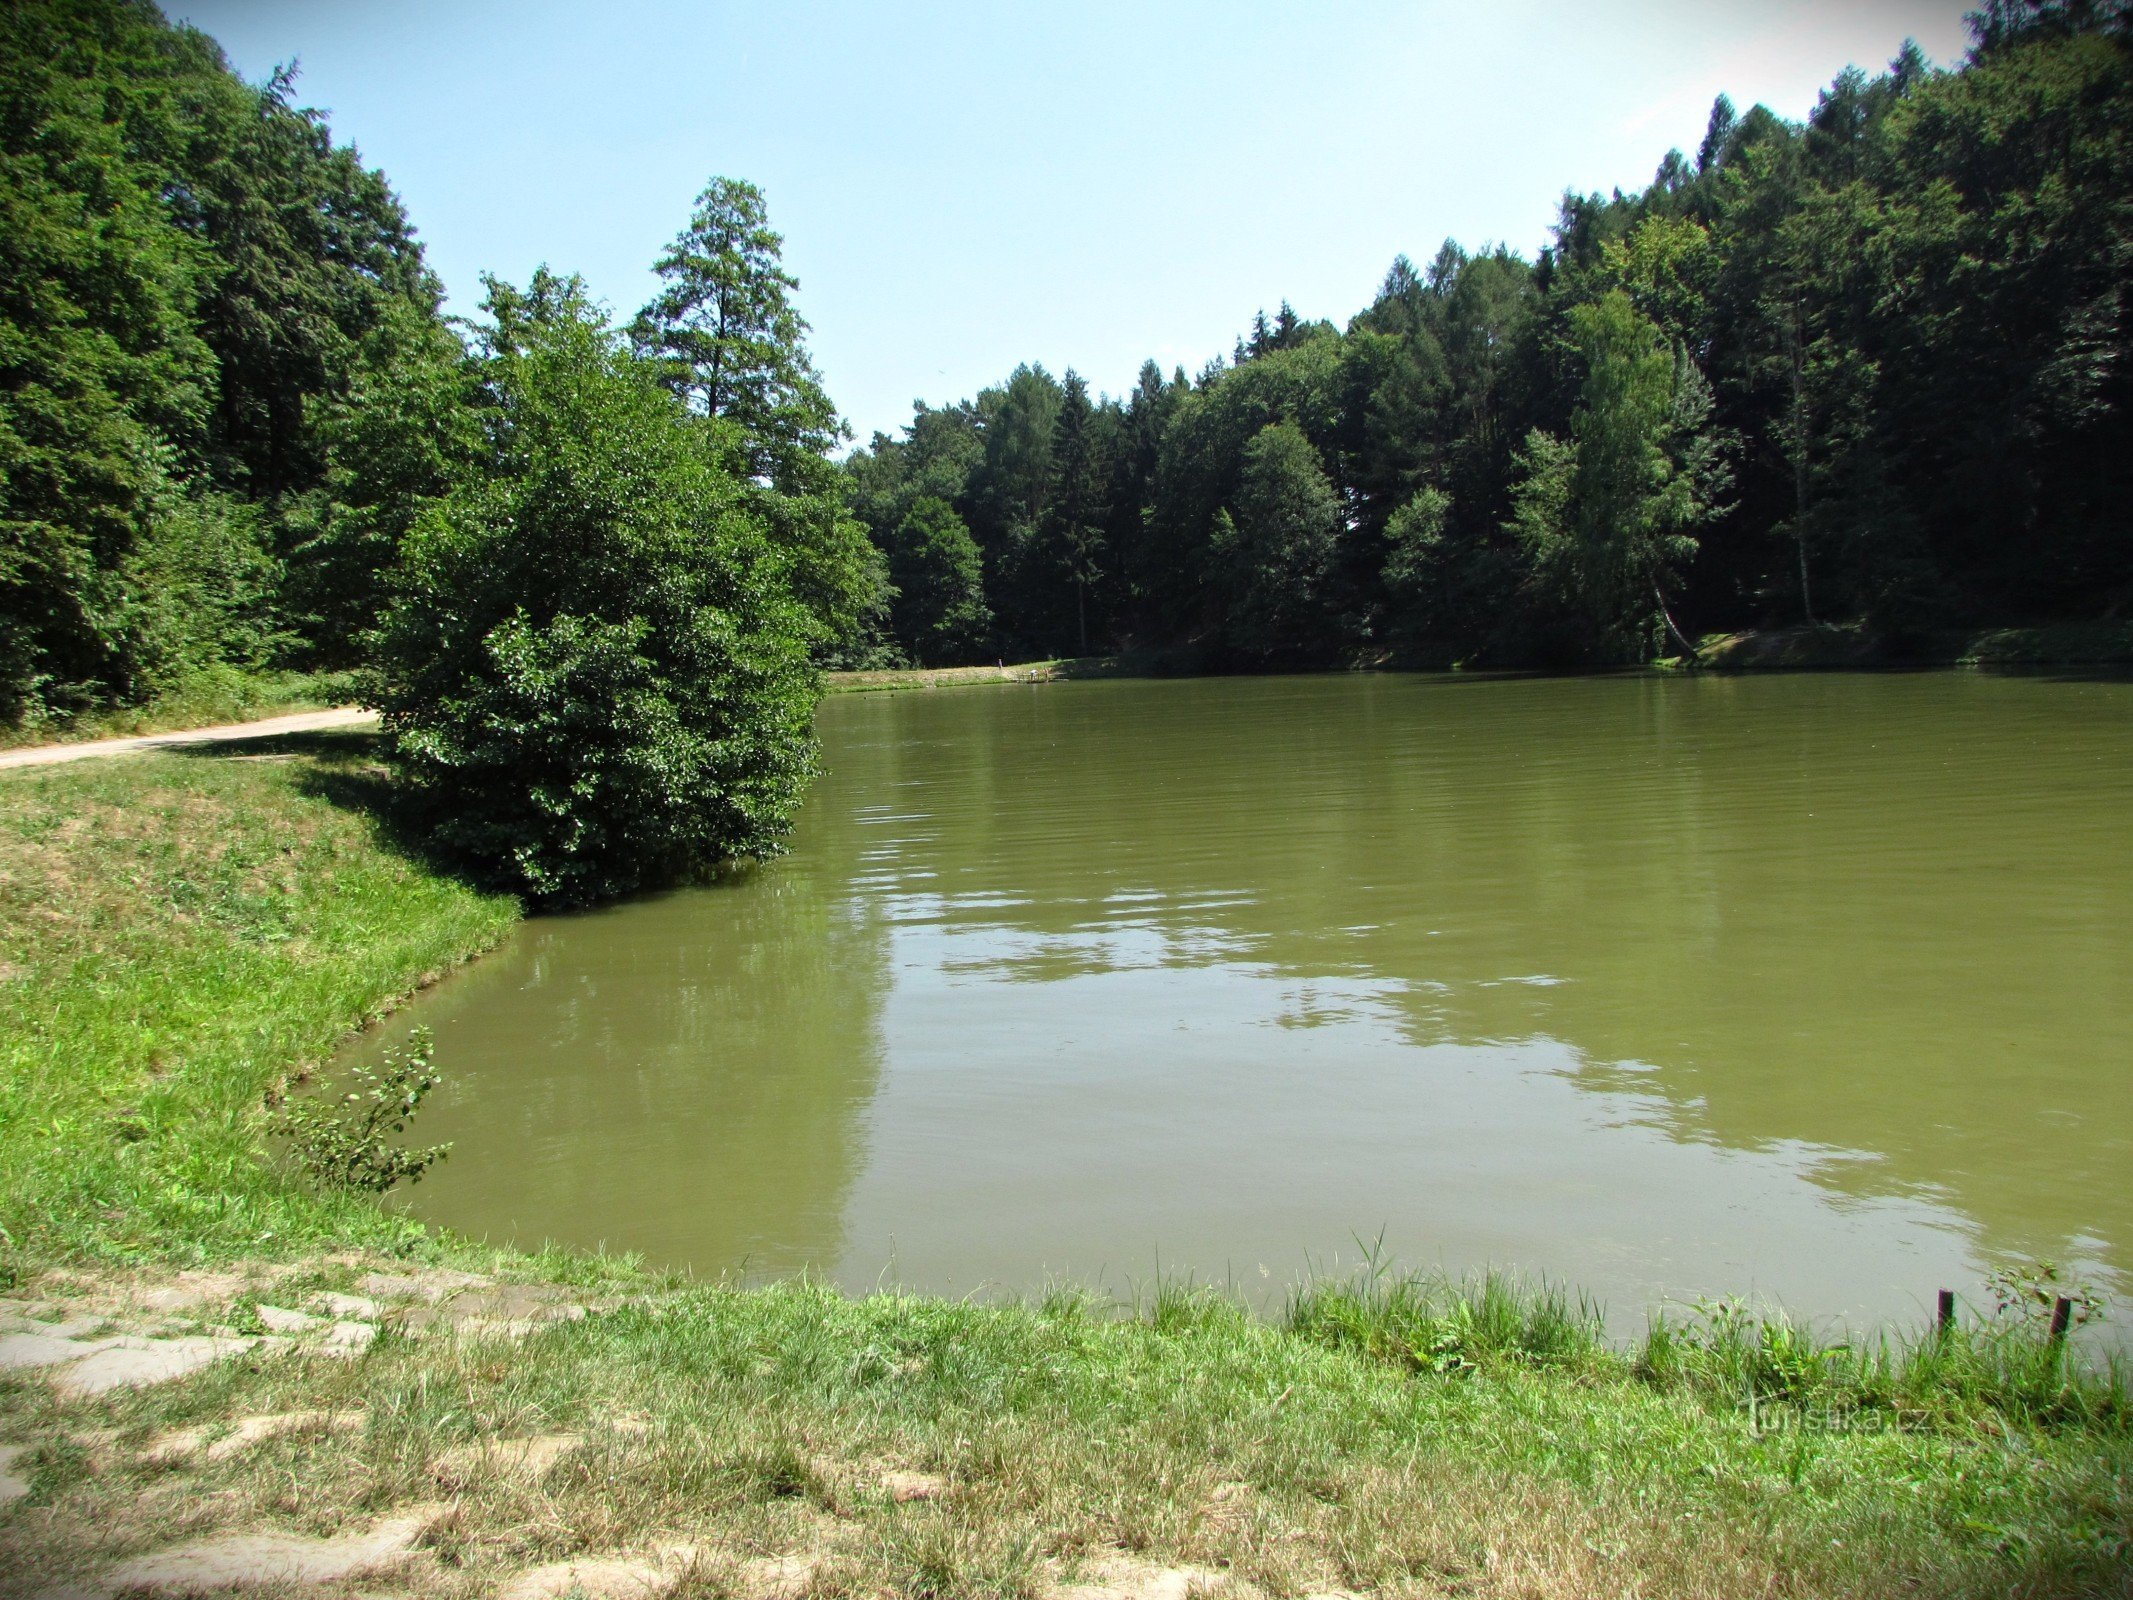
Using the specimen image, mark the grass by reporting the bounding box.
[1,734,2129,1597]
[4,1271,2127,1597]
[0,733,516,1269]
[1290,1263,2126,1437]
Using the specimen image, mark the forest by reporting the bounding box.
[3,0,2130,744]
[850,1,2133,668]
[0,0,879,746]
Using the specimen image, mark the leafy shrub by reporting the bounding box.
[277,1028,449,1193]
[369,272,819,907]
[114,463,288,698]
[1985,1259,2110,1331]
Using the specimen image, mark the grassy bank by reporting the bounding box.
[2,737,2129,1596]
[1695,621,2133,672]
[0,668,363,752]
[6,1265,2127,1599]
[0,734,516,1265]
[825,659,1120,694]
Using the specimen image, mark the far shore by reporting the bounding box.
[8,619,2128,765]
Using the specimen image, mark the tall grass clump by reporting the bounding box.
[1286,1265,1607,1375]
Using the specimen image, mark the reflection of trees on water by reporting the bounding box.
[365,743,900,1276]
[836,674,2131,1282]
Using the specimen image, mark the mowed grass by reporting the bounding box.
[1,738,2129,1597]
[0,734,516,1267]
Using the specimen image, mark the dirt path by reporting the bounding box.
[0,707,377,771]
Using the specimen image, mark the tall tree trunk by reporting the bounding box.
[1654,584,1698,665]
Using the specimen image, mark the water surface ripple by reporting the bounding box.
[366,673,2133,1331]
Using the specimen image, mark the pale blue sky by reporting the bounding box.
[175,1,1971,445]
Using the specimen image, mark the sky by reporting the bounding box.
[176,0,1974,447]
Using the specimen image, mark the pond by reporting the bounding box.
[356,672,2133,1332]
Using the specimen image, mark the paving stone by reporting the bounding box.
[317,1321,377,1358]
[145,1410,366,1465]
[497,1557,671,1600]
[95,1508,437,1593]
[1057,1559,1222,1600]
[50,1335,256,1398]
[357,1268,490,1303]
[497,1545,704,1600]
[0,1314,107,1340]
[134,1271,244,1313]
[745,1554,819,1599]
[395,1284,588,1337]
[0,1333,114,1371]
[255,1305,324,1334]
[0,1443,28,1505]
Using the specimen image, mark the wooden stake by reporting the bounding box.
[1936,1288,1955,1335]
[2049,1295,2073,1343]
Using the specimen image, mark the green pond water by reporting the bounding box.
[362,672,2133,1331]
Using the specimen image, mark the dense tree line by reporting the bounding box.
[0,2,880,718]
[848,1,2132,668]
[1,0,878,903]
[0,0,443,719]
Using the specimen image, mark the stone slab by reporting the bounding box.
[98,1508,434,1593]
[0,1333,113,1371]
[50,1335,256,1397]
[317,1321,377,1358]
[256,1305,324,1334]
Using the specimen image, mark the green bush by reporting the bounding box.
[115,463,288,698]
[369,272,819,908]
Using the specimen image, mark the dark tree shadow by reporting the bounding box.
[175,728,495,896]
[175,728,770,915]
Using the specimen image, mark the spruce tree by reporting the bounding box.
[633,177,840,482]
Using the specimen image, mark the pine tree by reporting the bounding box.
[1696,95,1738,171]
[636,178,885,661]
[1044,372,1107,654]
[633,177,841,482]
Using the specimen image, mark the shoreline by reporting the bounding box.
[824,658,1121,693]
[1691,620,2133,672]
[6,620,2124,766]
